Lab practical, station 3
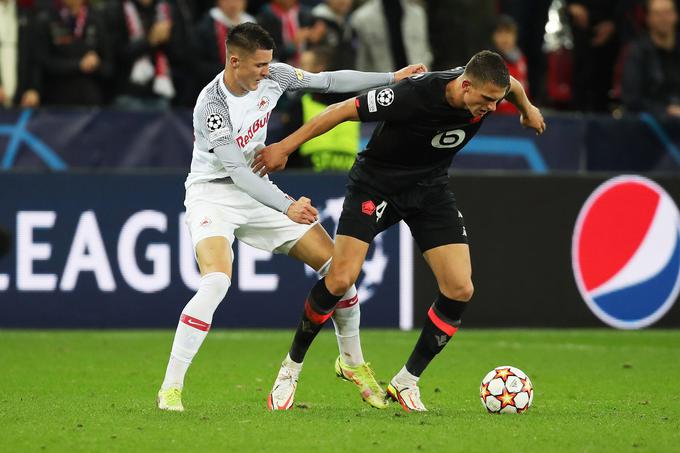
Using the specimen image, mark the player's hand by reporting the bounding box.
[394,63,428,82]
[252,143,288,176]
[520,105,546,135]
[286,196,318,225]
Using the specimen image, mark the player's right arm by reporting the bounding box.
[253,98,360,173]
[253,80,419,173]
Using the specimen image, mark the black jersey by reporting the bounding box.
[352,68,490,194]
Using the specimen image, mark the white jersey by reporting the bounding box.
[185,63,313,189]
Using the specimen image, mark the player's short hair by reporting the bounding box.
[226,23,275,56]
[464,50,510,89]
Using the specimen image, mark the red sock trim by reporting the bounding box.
[180,314,210,332]
[336,294,359,309]
[304,300,334,325]
[427,307,459,336]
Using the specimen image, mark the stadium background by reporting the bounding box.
[1,0,680,451]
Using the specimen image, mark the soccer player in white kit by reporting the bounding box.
[156,23,426,412]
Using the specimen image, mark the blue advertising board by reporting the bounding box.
[0,173,411,328]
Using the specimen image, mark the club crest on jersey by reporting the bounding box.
[206,113,224,131]
[258,96,270,111]
[376,88,394,106]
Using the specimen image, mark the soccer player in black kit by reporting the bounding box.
[254,50,546,411]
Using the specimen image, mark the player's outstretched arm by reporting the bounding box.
[252,98,359,174]
[505,76,546,135]
[303,64,427,94]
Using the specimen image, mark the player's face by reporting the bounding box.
[235,49,273,92]
[462,80,507,117]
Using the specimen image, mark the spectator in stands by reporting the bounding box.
[34,0,112,106]
[257,0,322,65]
[492,14,529,114]
[498,0,551,104]
[351,0,432,72]
[567,0,620,112]
[285,46,360,171]
[108,0,184,109]
[193,0,255,91]
[0,0,40,108]
[310,0,355,70]
[622,0,680,117]
[427,0,495,70]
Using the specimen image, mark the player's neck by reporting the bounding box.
[223,70,248,97]
[446,79,466,109]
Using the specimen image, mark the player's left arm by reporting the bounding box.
[269,62,427,93]
[505,76,546,135]
[252,98,359,174]
[307,64,428,93]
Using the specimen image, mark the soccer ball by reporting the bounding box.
[480,366,534,414]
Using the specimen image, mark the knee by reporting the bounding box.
[200,271,231,301]
[325,269,355,296]
[440,279,474,302]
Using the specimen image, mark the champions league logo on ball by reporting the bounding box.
[572,175,680,329]
[304,197,388,303]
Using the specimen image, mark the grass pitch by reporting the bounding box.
[1,329,678,452]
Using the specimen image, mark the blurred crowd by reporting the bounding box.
[0,0,679,118]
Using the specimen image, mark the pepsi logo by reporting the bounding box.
[572,176,680,329]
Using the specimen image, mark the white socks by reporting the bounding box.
[394,366,420,386]
[317,259,366,367]
[161,272,230,390]
[331,285,365,366]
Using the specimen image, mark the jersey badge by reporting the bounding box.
[258,96,270,111]
[206,113,224,131]
[294,68,304,81]
[376,88,394,107]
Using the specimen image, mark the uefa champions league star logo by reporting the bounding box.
[206,113,224,131]
[376,88,394,107]
[304,197,388,302]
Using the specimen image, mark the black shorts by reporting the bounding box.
[336,183,468,252]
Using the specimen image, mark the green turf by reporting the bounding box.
[1,329,679,452]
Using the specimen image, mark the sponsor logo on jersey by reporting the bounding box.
[361,200,376,216]
[376,88,394,106]
[431,129,466,149]
[258,96,270,111]
[410,73,426,80]
[206,113,224,131]
[199,217,212,227]
[572,175,680,329]
[367,89,377,112]
[235,111,272,148]
[294,68,304,81]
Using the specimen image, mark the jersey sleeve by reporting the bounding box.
[355,80,419,123]
[267,62,313,92]
[197,101,234,149]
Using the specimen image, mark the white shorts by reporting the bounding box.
[184,181,315,259]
